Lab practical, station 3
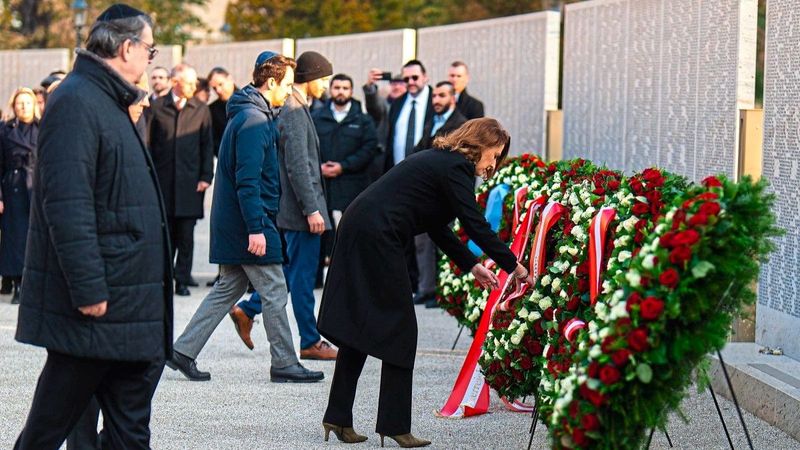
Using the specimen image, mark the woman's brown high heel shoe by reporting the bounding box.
[322,422,368,443]
[379,433,431,448]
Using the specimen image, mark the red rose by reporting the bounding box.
[659,268,680,288]
[608,179,621,191]
[547,163,557,173]
[632,202,650,216]
[702,176,723,187]
[566,296,580,311]
[630,178,644,194]
[645,190,662,204]
[599,365,621,385]
[543,307,555,320]
[688,213,708,226]
[546,345,555,358]
[572,428,590,447]
[671,210,687,230]
[669,246,692,265]
[672,229,700,246]
[581,413,600,431]
[533,320,545,336]
[569,401,580,417]
[660,231,676,248]
[642,168,661,181]
[626,292,643,312]
[593,187,606,195]
[616,317,632,329]
[513,369,524,382]
[601,335,616,353]
[587,361,600,378]
[563,221,575,236]
[520,356,533,370]
[699,201,721,216]
[611,349,631,366]
[628,328,649,352]
[640,296,665,320]
[634,231,646,244]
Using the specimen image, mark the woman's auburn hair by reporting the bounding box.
[432,117,511,166]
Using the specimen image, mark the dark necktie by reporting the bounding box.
[404,100,416,157]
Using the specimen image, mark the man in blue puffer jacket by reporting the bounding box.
[166,51,324,384]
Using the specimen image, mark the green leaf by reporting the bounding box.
[691,261,715,278]
[636,363,653,383]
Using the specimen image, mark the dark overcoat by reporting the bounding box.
[209,84,284,265]
[0,119,38,276]
[15,50,173,362]
[312,99,378,211]
[456,88,485,120]
[147,94,214,218]
[317,149,517,368]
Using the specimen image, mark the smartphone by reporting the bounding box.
[380,71,392,81]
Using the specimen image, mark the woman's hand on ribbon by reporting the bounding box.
[512,263,534,285]
[471,263,499,290]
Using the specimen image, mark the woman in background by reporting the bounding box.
[0,87,40,304]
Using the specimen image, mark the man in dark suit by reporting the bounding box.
[448,61,485,120]
[207,67,237,157]
[383,59,433,174]
[413,81,468,307]
[147,63,214,296]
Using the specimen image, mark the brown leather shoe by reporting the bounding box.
[228,306,254,350]
[300,340,338,360]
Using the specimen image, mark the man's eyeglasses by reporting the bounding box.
[132,38,159,61]
[403,75,420,83]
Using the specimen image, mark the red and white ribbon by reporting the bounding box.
[563,318,587,342]
[529,202,569,278]
[588,207,617,305]
[438,196,545,418]
[512,186,529,233]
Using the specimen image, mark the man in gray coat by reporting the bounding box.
[277,51,338,360]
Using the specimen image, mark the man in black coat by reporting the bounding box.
[314,73,379,215]
[412,81,468,307]
[14,5,172,448]
[147,63,214,296]
[207,66,237,157]
[448,61,485,120]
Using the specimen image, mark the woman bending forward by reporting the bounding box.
[317,118,532,448]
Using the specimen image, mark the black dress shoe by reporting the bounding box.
[166,351,211,381]
[413,292,434,305]
[175,284,190,296]
[270,363,324,383]
[0,277,12,295]
[424,297,439,309]
[186,277,199,287]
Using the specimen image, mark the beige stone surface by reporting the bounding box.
[0,49,70,116]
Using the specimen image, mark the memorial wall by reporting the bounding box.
[417,12,560,158]
[183,39,291,89]
[296,29,415,105]
[758,0,800,360]
[562,0,757,180]
[0,49,69,114]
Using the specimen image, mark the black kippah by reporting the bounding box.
[97,4,146,22]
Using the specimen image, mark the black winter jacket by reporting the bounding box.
[312,99,378,211]
[15,50,173,362]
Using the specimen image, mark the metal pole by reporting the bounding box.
[709,385,735,450]
[717,350,754,450]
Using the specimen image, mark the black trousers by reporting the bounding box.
[323,345,413,436]
[66,397,101,450]
[14,350,164,450]
[168,217,197,284]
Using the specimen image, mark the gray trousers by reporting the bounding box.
[414,233,437,297]
[173,264,298,369]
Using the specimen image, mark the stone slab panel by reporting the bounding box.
[418,12,560,158]
[759,0,800,361]
[0,49,70,114]
[183,40,287,93]
[562,0,757,180]
[296,29,413,107]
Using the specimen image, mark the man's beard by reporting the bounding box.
[332,96,350,106]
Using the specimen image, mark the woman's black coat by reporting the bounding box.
[15,50,173,362]
[146,95,214,219]
[317,149,517,369]
[0,119,38,276]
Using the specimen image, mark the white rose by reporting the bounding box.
[618,250,632,262]
[655,223,667,234]
[642,255,657,270]
[539,297,553,310]
[529,311,542,321]
[515,166,524,174]
[570,265,578,276]
[611,289,625,303]
[666,210,676,221]
[560,290,568,299]
[626,270,641,287]
[569,192,580,206]
[598,327,611,339]
[589,345,602,359]
[518,307,529,320]
[510,334,522,345]
[568,247,579,256]
[602,280,612,294]
[541,275,552,286]
[551,278,562,291]
[610,301,629,320]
